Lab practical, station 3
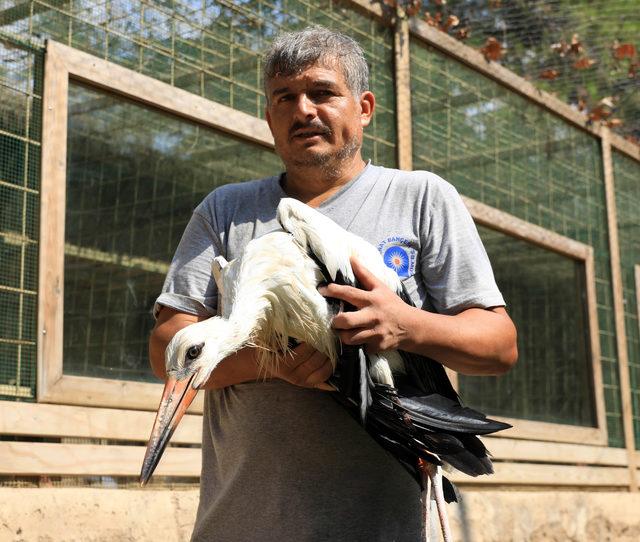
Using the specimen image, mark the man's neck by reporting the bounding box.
[282,156,367,207]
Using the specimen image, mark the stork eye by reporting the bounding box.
[186,343,203,361]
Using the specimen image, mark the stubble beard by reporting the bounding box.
[290,135,361,179]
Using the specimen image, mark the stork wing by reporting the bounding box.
[277,198,402,293]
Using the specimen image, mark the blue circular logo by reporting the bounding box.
[383,246,410,277]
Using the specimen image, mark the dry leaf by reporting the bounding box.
[480,37,503,61]
[629,61,639,78]
[405,0,422,17]
[550,41,569,57]
[577,98,587,111]
[624,135,640,145]
[573,57,595,69]
[598,96,615,108]
[434,0,447,5]
[570,34,583,55]
[424,11,438,26]
[489,0,502,7]
[442,15,459,32]
[455,27,470,40]
[606,118,623,128]
[539,69,559,80]
[589,100,613,121]
[613,43,636,60]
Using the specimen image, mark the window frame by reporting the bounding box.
[38,40,273,410]
[455,197,607,445]
[39,40,606,446]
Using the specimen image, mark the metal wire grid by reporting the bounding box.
[0,36,41,401]
[63,82,282,381]
[410,38,624,445]
[613,150,640,448]
[0,0,397,166]
[461,225,596,427]
[440,0,640,140]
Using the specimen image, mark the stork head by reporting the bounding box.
[140,318,232,486]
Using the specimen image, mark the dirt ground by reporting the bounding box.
[1,487,639,541]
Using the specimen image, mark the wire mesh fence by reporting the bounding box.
[0,0,638,456]
[0,35,42,402]
[613,150,640,448]
[410,36,624,445]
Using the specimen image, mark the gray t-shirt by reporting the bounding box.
[156,163,504,542]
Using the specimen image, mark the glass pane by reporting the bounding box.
[63,82,281,382]
[459,225,596,427]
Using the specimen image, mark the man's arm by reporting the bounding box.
[149,306,334,389]
[321,258,518,376]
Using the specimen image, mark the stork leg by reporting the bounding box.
[420,463,432,542]
[425,463,452,542]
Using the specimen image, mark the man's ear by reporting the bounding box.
[359,91,375,128]
[265,108,273,133]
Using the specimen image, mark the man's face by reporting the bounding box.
[264,60,374,171]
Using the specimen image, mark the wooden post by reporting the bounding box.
[393,7,412,171]
[602,129,638,491]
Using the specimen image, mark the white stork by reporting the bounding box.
[141,198,510,542]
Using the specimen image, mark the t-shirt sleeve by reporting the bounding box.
[420,174,505,315]
[153,209,222,319]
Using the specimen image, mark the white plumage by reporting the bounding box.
[142,198,511,542]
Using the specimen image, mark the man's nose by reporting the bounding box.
[294,94,317,119]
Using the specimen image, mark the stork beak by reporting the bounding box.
[140,374,199,486]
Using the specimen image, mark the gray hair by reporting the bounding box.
[263,26,369,98]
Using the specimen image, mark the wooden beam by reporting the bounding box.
[0,401,202,444]
[38,36,69,403]
[0,441,201,477]
[0,438,630,483]
[463,196,592,261]
[54,41,274,149]
[393,8,412,171]
[39,374,204,413]
[602,130,638,491]
[404,17,639,162]
[483,437,627,466]
[488,417,606,447]
[450,462,630,487]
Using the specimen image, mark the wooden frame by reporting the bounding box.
[601,133,638,490]
[0,400,630,484]
[28,3,639,484]
[459,197,608,446]
[39,40,274,410]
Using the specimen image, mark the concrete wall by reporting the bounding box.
[1,488,639,541]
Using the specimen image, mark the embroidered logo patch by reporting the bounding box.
[377,236,417,278]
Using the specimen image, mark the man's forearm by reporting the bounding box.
[398,305,517,376]
[149,307,263,387]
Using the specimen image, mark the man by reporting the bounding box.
[150,26,517,542]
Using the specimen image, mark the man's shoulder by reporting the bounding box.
[372,164,459,198]
[195,175,280,217]
[202,175,280,204]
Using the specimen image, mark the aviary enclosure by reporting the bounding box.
[0,0,639,493]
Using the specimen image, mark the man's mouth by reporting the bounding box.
[289,124,331,141]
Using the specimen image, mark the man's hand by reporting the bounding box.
[318,257,412,354]
[270,343,334,391]
[318,257,518,376]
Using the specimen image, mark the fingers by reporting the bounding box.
[350,256,381,291]
[318,283,370,308]
[331,309,374,330]
[279,343,334,390]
